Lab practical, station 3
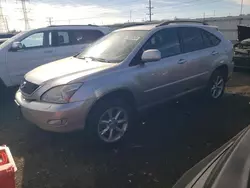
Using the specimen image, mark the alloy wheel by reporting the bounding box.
[97,107,129,143]
[211,76,224,99]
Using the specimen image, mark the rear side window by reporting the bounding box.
[201,30,221,47]
[70,30,104,45]
[179,27,204,53]
[57,31,70,45]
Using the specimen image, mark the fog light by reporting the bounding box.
[47,119,68,126]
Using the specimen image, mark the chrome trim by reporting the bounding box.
[144,71,208,93]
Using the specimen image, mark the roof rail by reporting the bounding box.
[156,20,208,27]
[48,24,99,27]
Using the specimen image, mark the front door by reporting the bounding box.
[6,31,55,86]
[51,31,77,60]
[131,28,188,107]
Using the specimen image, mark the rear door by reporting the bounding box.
[50,30,75,60]
[6,31,55,86]
[201,29,222,65]
[178,27,212,90]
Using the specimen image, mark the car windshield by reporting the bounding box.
[77,30,148,63]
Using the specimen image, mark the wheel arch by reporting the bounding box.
[213,64,229,80]
[85,88,137,125]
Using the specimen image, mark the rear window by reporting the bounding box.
[51,30,104,47]
[179,27,204,53]
[201,30,221,47]
[58,31,70,45]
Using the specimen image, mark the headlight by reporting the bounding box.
[41,83,82,103]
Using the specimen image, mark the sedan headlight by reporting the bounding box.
[41,83,82,103]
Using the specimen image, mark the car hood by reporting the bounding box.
[25,57,116,85]
[173,125,250,188]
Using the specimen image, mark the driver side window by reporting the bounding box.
[144,28,181,58]
[130,28,181,66]
[20,32,44,49]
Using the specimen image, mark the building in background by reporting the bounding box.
[108,15,250,43]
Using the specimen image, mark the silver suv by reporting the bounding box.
[15,21,234,144]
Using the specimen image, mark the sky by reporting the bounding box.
[1,0,250,31]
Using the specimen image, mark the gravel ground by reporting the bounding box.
[1,71,250,188]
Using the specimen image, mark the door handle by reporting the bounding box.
[44,50,53,53]
[177,59,187,64]
[211,51,219,55]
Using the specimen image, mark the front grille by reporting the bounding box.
[20,80,39,95]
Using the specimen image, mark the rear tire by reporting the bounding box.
[86,98,133,145]
[206,70,226,100]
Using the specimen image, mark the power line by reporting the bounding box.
[20,0,147,23]
[33,0,145,10]
[36,0,222,24]
[153,0,223,13]
[52,14,133,23]
[154,0,219,11]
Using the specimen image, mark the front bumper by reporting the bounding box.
[15,91,94,132]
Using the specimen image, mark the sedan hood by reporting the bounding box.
[173,125,250,188]
[25,57,115,85]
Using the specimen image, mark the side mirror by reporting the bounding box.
[141,49,161,63]
[10,42,22,51]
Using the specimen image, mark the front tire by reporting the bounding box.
[206,70,226,100]
[87,98,132,144]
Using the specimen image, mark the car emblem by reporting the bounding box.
[20,81,27,89]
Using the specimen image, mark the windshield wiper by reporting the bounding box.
[78,56,110,63]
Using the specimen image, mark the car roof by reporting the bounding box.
[116,22,217,32]
[117,24,158,31]
[27,25,111,34]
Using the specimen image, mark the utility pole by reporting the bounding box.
[146,0,153,22]
[203,12,205,21]
[5,17,9,32]
[47,17,53,26]
[17,0,30,30]
[21,0,30,30]
[240,0,243,15]
[0,0,8,33]
[129,10,132,22]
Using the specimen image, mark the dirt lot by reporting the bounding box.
[1,71,250,188]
